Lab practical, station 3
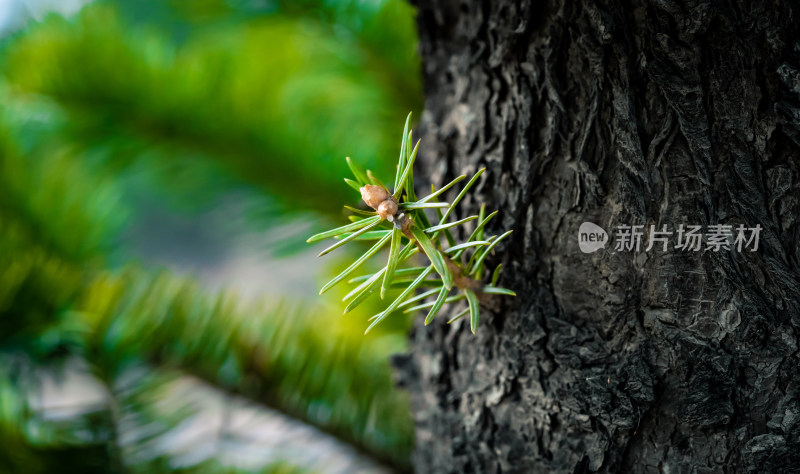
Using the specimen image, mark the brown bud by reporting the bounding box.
[377,199,398,220]
[360,185,390,210]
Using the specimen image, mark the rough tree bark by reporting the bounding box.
[394,0,800,472]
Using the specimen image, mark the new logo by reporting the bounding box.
[578,222,608,253]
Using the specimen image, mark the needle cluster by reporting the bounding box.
[307,114,514,334]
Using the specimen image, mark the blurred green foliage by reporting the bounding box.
[2,0,420,214]
[0,0,422,471]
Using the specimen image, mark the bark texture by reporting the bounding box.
[395,0,800,472]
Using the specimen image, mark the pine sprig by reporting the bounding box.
[307,113,515,334]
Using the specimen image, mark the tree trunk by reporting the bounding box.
[395,0,800,472]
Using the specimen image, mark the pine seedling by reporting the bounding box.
[307,113,515,334]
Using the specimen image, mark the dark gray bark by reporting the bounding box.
[394,0,800,472]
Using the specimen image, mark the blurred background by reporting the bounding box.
[0,0,422,472]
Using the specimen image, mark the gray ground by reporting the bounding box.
[30,361,388,473]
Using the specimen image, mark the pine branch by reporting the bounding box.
[309,113,515,334]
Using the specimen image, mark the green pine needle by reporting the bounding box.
[395,113,412,189]
[444,240,491,254]
[344,178,361,192]
[319,230,391,294]
[393,138,420,199]
[434,167,486,238]
[403,293,465,313]
[491,264,503,286]
[424,215,478,233]
[335,230,391,241]
[410,224,453,289]
[424,286,450,325]
[465,210,498,244]
[402,132,418,202]
[389,279,443,288]
[365,266,433,334]
[349,266,428,284]
[466,289,480,334]
[346,156,370,186]
[344,267,385,303]
[343,205,377,217]
[318,217,384,256]
[447,307,470,324]
[400,202,450,209]
[481,286,516,296]
[396,287,441,310]
[342,242,417,311]
[470,230,513,275]
[307,215,381,243]
[417,174,466,203]
[381,226,403,299]
[427,184,457,247]
[344,271,384,314]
